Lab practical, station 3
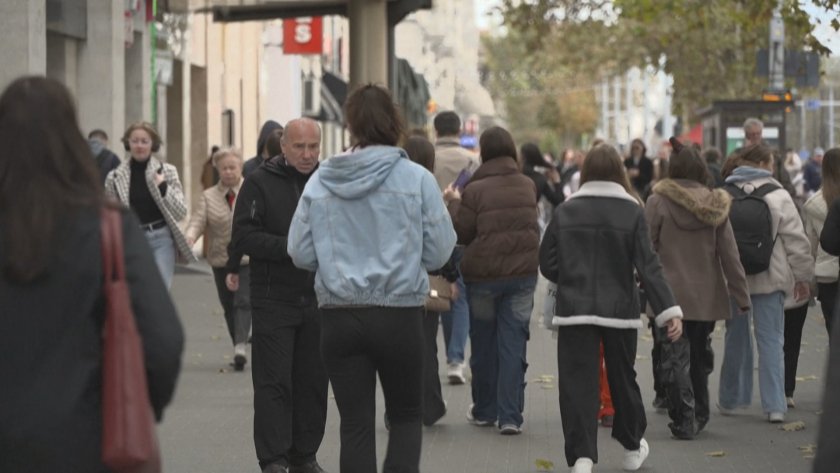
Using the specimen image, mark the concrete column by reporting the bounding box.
[348,0,387,90]
[125,28,152,125]
[78,0,125,145]
[46,33,79,98]
[0,0,46,92]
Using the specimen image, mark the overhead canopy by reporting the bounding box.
[204,0,430,23]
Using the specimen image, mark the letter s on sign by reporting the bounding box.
[295,18,312,44]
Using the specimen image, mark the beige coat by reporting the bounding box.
[645,179,750,321]
[803,190,839,283]
[185,179,248,268]
[433,136,480,192]
[727,176,814,297]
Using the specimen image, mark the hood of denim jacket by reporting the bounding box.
[725,166,773,184]
[318,145,406,199]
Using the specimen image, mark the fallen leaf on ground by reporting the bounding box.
[541,384,555,390]
[535,458,554,471]
[636,355,650,361]
[640,335,653,342]
[799,444,816,454]
[218,368,228,374]
[533,375,555,383]
[795,375,819,382]
[211,335,221,341]
[705,451,726,457]
[781,421,806,432]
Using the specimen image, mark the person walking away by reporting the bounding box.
[432,110,479,385]
[228,119,329,473]
[403,135,460,427]
[244,120,283,178]
[717,144,813,423]
[88,128,121,184]
[185,147,253,371]
[645,143,750,439]
[804,148,840,338]
[288,85,456,473]
[539,144,683,473]
[104,122,197,288]
[443,126,540,435]
[0,76,184,473]
[520,142,564,233]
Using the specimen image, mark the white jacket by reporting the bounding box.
[730,176,814,297]
[803,190,839,282]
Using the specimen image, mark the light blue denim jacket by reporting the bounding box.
[288,145,457,307]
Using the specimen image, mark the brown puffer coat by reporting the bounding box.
[452,156,540,282]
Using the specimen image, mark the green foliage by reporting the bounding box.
[486,0,840,131]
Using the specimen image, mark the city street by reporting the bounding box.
[160,263,829,473]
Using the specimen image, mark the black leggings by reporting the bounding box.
[784,304,809,397]
[321,306,424,473]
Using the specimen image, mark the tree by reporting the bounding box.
[488,0,840,132]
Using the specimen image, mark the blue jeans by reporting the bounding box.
[144,226,176,289]
[719,291,786,414]
[441,247,469,364]
[467,275,537,427]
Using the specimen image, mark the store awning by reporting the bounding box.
[201,0,430,23]
[305,71,348,123]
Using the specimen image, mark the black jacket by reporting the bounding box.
[523,165,564,206]
[539,181,681,329]
[0,207,183,473]
[228,156,317,305]
[623,155,654,194]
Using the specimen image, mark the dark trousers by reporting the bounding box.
[251,299,328,470]
[556,325,646,466]
[784,304,809,397]
[684,321,716,429]
[211,266,252,345]
[321,306,424,473]
[422,310,446,426]
[649,320,665,400]
[818,282,838,336]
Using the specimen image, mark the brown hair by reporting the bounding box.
[721,144,774,178]
[668,146,711,185]
[344,84,405,148]
[404,136,435,172]
[479,126,517,163]
[121,121,163,153]
[581,144,640,202]
[0,76,102,282]
[822,148,840,207]
[211,147,243,167]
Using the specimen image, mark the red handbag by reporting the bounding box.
[100,208,162,473]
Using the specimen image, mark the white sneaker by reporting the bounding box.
[786,396,795,408]
[571,457,593,473]
[447,362,466,385]
[768,412,785,423]
[233,343,247,371]
[622,438,649,471]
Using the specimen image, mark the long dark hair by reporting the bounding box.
[404,136,435,172]
[822,148,840,207]
[344,84,405,148]
[520,142,544,169]
[668,146,711,185]
[581,144,641,203]
[0,76,102,282]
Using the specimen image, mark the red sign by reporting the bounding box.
[283,17,323,55]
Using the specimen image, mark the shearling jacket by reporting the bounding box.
[539,181,683,329]
[725,170,813,297]
[803,190,839,283]
[433,136,480,192]
[451,156,540,283]
[104,156,197,263]
[185,178,248,268]
[645,179,750,321]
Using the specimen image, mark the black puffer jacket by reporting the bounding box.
[228,156,317,305]
[539,181,682,329]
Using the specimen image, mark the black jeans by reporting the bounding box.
[556,325,646,467]
[211,266,252,345]
[684,321,716,430]
[251,299,328,470]
[422,310,446,426]
[321,306,424,473]
[784,304,809,397]
[818,282,838,336]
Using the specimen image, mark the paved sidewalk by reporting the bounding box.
[159,267,827,473]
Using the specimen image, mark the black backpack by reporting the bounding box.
[724,183,780,275]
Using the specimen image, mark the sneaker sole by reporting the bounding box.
[234,354,247,371]
[448,374,466,385]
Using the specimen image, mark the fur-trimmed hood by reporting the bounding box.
[652,178,731,229]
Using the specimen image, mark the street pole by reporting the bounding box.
[830,86,836,147]
[768,1,784,92]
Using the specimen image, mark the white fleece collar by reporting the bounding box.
[567,181,639,204]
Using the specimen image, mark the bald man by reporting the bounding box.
[227,118,328,473]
